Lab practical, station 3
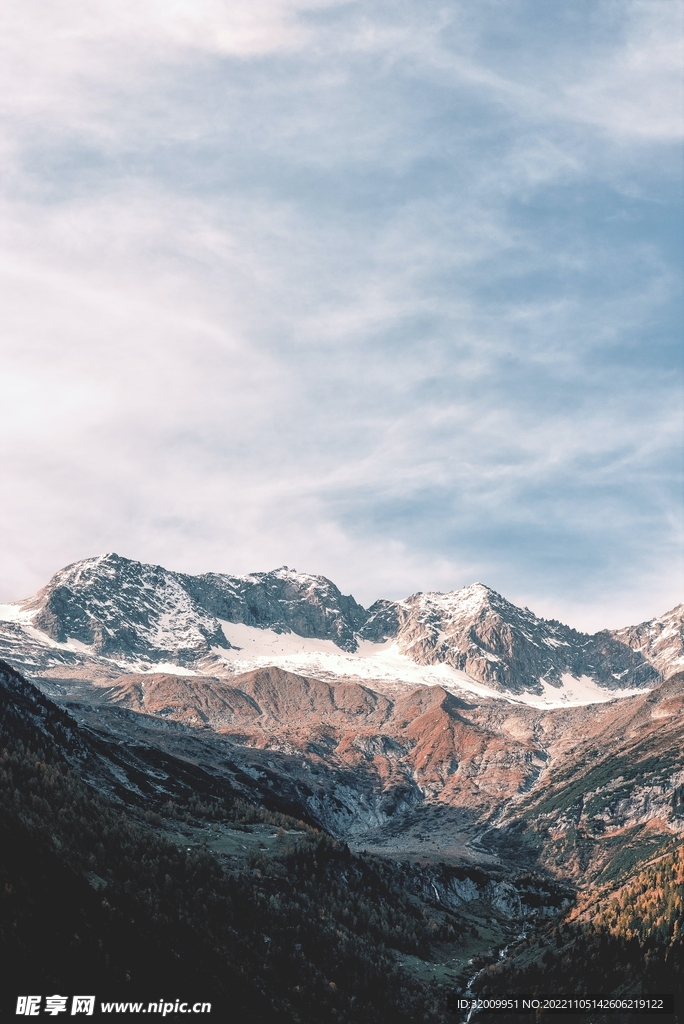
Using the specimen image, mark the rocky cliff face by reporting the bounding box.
[363,585,659,694]
[606,603,684,679]
[1,553,679,700]
[182,566,368,651]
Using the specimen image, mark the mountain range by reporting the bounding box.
[1,553,681,698]
[0,553,682,855]
[1,553,683,1018]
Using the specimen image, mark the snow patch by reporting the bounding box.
[401,584,494,623]
[218,621,347,658]
[64,637,93,654]
[516,673,647,709]
[211,623,647,708]
[0,603,34,623]
[141,662,197,677]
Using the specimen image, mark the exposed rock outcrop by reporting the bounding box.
[364,585,660,694]
[3,554,676,700]
[606,603,684,679]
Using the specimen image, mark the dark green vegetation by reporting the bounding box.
[475,845,684,1023]
[2,659,684,1022]
[471,671,684,1024]
[0,661,473,1021]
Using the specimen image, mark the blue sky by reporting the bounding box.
[0,0,682,629]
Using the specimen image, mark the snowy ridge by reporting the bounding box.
[608,603,684,679]
[364,583,660,695]
[212,621,646,709]
[0,553,679,706]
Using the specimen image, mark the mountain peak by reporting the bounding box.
[606,602,684,679]
[403,582,507,622]
[371,580,660,696]
[0,554,678,703]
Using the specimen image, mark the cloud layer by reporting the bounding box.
[1,0,682,629]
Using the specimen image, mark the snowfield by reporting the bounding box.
[214,622,647,709]
[0,570,672,710]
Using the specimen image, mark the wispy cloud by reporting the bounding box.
[0,0,681,630]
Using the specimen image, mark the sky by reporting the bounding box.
[0,0,682,631]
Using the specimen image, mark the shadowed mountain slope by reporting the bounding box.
[484,671,684,884]
[0,659,473,1022]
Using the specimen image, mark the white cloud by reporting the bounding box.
[0,0,681,631]
[563,1,684,142]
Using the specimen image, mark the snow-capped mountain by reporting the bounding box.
[23,554,228,665]
[0,553,680,704]
[361,585,660,694]
[19,554,367,659]
[608,603,684,679]
[1,553,683,863]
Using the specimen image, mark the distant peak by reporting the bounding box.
[414,582,499,604]
[65,552,124,569]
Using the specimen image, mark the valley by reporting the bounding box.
[0,553,682,1020]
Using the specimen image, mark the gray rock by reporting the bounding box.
[1,554,676,699]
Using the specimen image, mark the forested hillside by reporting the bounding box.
[3,656,684,1022]
[0,661,454,1021]
[475,844,684,1022]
